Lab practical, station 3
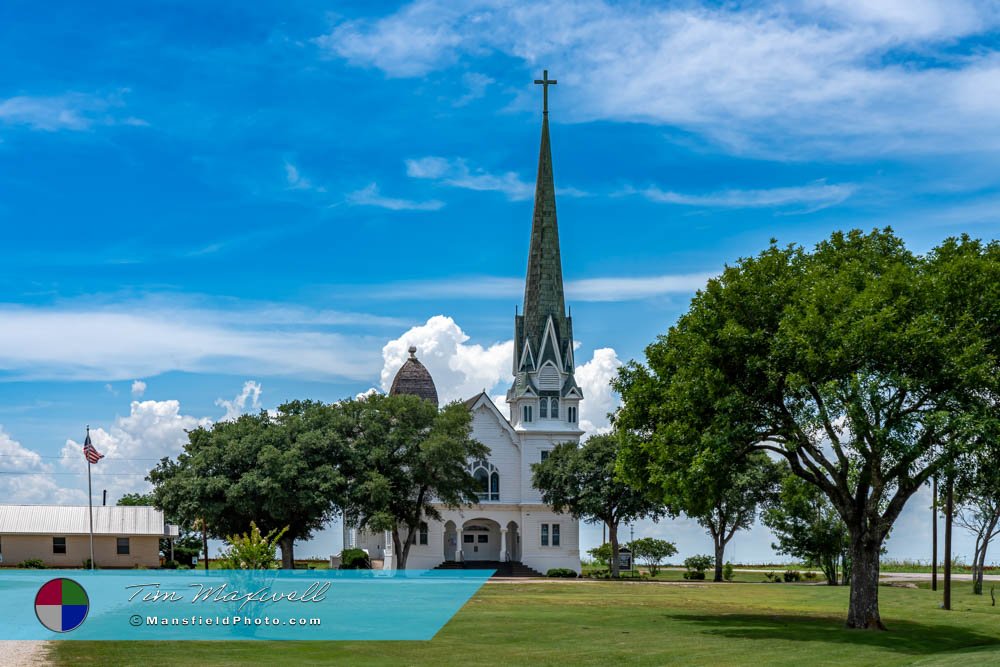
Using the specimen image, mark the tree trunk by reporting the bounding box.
[609,521,620,578]
[280,535,295,570]
[393,529,409,570]
[846,536,884,630]
[713,536,725,583]
[823,555,838,586]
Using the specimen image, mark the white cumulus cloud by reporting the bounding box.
[131,380,147,398]
[379,316,621,435]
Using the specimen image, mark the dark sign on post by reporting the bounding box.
[617,548,633,572]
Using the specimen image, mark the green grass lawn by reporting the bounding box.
[49,580,1000,666]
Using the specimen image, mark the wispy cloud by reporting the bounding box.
[0,91,144,131]
[631,181,855,213]
[284,161,325,192]
[359,272,713,302]
[454,72,495,106]
[405,156,588,200]
[318,0,1000,157]
[0,296,406,382]
[346,183,445,211]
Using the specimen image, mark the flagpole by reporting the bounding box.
[87,426,95,571]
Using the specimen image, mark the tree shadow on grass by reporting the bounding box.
[664,612,1000,658]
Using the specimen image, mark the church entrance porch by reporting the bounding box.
[460,519,501,561]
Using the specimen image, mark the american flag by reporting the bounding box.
[83,431,104,464]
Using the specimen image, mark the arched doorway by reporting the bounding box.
[443,521,457,562]
[506,521,520,562]
[461,518,501,561]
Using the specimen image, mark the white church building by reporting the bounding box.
[344,76,583,574]
[344,76,583,575]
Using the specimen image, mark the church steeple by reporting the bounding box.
[521,76,567,358]
[508,71,582,428]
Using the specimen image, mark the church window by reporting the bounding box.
[523,405,533,423]
[471,460,500,501]
[568,406,577,423]
[540,450,549,462]
[539,398,548,419]
[552,524,561,547]
[550,398,559,418]
[540,524,549,546]
[419,522,428,546]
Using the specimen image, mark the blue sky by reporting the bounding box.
[2,0,1000,563]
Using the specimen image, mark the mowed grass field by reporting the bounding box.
[50,580,1000,666]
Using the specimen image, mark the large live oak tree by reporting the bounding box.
[615,230,1000,629]
[150,400,348,569]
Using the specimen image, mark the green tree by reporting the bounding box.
[615,230,1000,629]
[339,393,488,569]
[117,492,201,565]
[951,442,1000,594]
[686,454,783,582]
[626,537,677,577]
[149,400,349,569]
[533,433,664,578]
[763,474,850,585]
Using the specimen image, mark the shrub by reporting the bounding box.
[783,570,801,582]
[683,554,713,580]
[803,570,818,580]
[587,568,611,579]
[162,560,179,570]
[764,572,782,583]
[547,568,577,578]
[723,562,735,581]
[339,548,371,570]
[217,522,287,569]
[19,559,45,569]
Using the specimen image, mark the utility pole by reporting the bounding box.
[932,476,938,592]
[944,477,954,610]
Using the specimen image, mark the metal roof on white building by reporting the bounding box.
[0,505,179,537]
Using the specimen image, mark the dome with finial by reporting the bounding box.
[389,346,439,407]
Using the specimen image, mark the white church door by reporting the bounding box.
[462,520,501,561]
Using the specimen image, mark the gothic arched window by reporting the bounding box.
[470,459,500,501]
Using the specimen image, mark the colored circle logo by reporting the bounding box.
[35,578,89,633]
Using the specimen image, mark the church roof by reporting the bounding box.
[389,346,439,407]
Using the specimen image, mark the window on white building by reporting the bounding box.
[550,398,559,418]
[540,450,549,462]
[541,523,561,547]
[523,405,533,423]
[567,406,577,423]
[419,522,428,545]
[539,398,548,419]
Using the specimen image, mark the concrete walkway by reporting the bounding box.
[0,641,50,666]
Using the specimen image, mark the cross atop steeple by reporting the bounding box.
[534,69,557,115]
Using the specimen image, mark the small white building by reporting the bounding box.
[344,91,583,576]
[0,505,178,568]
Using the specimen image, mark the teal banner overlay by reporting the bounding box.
[0,569,494,640]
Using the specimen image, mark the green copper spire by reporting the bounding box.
[521,98,568,352]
